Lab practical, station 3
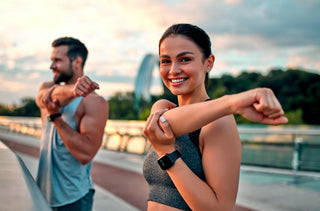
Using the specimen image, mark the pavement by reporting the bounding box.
[1,131,320,211]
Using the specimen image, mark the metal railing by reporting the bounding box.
[239,127,320,172]
[1,116,319,172]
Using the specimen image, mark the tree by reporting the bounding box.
[108,92,138,120]
[12,98,40,117]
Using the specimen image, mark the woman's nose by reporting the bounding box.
[169,62,181,74]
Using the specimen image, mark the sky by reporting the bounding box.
[0,0,319,105]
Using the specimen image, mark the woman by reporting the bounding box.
[143,23,288,211]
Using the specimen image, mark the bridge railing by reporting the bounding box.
[0,116,319,172]
[0,141,51,211]
[238,127,320,172]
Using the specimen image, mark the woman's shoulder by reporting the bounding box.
[200,115,239,143]
[206,114,236,131]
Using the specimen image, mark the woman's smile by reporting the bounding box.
[169,77,188,86]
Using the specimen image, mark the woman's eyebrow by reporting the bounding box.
[177,51,194,57]
[159,54,170,58]
[160,51,194,58]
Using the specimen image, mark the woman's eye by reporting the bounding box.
[160,59,171,64]
[181,57,191,62]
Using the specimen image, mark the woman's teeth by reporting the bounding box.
[171,78,185,83]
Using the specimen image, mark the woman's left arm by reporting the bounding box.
[166,115,241,210]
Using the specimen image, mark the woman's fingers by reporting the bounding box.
[159,116,175,140]
[260,116,288,125]
[253,88,285,119]
[237,88,288,125]
[144,110,166,136]
[143,109,176,146]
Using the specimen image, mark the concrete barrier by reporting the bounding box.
[0,141,51,211]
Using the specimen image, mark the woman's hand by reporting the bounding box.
[144,109,176,156]
[230,88,288,125]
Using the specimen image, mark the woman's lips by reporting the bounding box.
[169,78,187,86]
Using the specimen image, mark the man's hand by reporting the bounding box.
[42,85,61,114]
[73,76,99,97]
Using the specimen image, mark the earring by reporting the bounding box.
[206,69,210,73]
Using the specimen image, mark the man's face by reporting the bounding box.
[50,45,74,84]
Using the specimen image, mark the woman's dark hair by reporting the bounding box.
[52,37,88,68]
[159,23,212,88]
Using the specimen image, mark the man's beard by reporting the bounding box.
[53,66,74,84]
[54,72,73,84]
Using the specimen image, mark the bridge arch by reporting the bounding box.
[134,53,162,109]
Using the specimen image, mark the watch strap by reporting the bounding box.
[47,113,61,122]
[157,150,181,170]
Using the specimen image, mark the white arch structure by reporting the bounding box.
[134,53,161,109]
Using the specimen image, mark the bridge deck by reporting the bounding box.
[1,131,320,211]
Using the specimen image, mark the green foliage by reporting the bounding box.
[0,104,11,116]
[0,98,40,117]
[108,92,138,120]
[285,109,304,124]
[207,68,320,125]
[138,107,151,120]
[0,68,319,124]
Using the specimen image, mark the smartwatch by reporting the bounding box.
[157,150,181,170]
[47,113,61,122]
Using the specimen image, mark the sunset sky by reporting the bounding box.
[0,0,319,105]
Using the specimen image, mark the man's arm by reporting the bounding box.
[53,94,108,164]
[36,81,56,123]
[36,76,99,111]
[39,79,108,164]
[42,87,109,164]
[51,76,100,107]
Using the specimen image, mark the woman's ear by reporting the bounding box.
[206,55,215,72]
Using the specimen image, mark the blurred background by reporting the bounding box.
[0,1,319,210]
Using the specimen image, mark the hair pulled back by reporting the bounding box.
[159,24,213,88]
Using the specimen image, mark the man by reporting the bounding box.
[36,37,109,211]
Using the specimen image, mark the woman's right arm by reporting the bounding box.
[157,88,288,138]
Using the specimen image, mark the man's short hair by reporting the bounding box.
[52,37,88,68]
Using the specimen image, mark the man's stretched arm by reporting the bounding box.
[36,76,99,111]
[41,86,109,164]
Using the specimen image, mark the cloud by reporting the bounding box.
[0,0,319,105]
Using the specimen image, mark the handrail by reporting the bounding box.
[1,116,319,172]
[0,141,51,211]
[238,127,320,136]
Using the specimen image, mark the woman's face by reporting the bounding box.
[159,35,208,97]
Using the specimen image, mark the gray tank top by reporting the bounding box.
[143,129,206,210]
[37,97,94,207]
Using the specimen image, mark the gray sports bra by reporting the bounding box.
[143,129,206,210]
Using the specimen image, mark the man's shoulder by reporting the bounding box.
[79,93,108,120]
[82,92,108,108]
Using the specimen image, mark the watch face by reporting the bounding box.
[158,155,173,170]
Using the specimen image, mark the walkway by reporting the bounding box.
[1,131,320,211]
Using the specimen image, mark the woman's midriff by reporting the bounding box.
[147,201,185,211]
